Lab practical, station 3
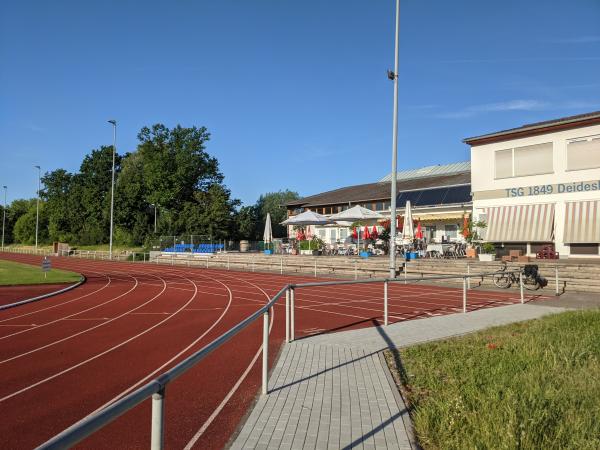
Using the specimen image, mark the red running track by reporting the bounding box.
[0,253,551,449]
[0,283,73,307]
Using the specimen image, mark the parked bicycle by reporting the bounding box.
[493,262,548,290]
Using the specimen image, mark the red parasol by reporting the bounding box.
[462,215,470,239]
[352,227,358,240]
[415,221,423,239]
[371,225,379,239]
[363,226,371,240]
[296,229,305,240]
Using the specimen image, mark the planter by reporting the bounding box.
[263,249,273,255]
[405,252,419,260]
[466,248,478,258]
[478,253,495,262]
[300,249,319,256]
[359,251,370,258]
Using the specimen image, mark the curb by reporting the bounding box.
[0,276,87,311]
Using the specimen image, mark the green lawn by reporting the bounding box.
[386,310,600,450]
[0,260,82,285]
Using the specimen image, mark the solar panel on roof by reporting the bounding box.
[397,185,471,207]
[443,185,472,204]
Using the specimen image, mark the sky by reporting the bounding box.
[1,0,599,206]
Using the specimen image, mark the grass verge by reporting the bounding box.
[0,259,81,285]
[385,310,600,450]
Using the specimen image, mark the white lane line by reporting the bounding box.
[0,272,112,324]
[0,275,198,403]
[184,274,274,450]
[129,312,171,315]
[0,277,156,365]
[0,276,140,341]
[0,324,36,327]
[84,276,234,416]
[63,318,110,321]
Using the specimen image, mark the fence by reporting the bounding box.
[36,268,522,450]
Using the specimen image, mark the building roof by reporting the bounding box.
[379,161,471,182]
[286,171,471,208]
[464,110,600,146]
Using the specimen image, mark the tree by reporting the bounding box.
[255,190,299,238]
[235,205,259,240]
[13,201,48,244]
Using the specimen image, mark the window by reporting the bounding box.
[384,201,390,210]
[330,229,337,243]
[514,143,553,176]
[494,143,553,178]
[567,135,600,171]
[375,202,384,211]
[570,243,599,255]
[445,224,458,239]
[495,149,513,179]
[340,229,348,240]
[318,229,326,238]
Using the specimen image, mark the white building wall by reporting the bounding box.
[471,123,600,257]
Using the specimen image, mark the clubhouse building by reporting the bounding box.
[287,110,600,258]
[285,162,472,245]
[466,110,600,258]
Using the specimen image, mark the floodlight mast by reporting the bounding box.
[389,0,400,279]
[1,186,7,250]
[108,120,117,260]
[35,165,41,249]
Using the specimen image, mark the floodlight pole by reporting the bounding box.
[153,204,158,233]
[389,0,400,279]
[108,120,117,260]
[1,186,6,250]
[34,165,41,249]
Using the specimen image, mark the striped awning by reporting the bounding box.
[484,204,554,242]
[564,200,600,243]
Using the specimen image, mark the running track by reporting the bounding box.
[0,254,549,449]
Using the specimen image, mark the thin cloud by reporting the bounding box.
[435,99,548,119]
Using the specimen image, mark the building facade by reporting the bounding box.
[286,162,472,245]
[466,111,600,258]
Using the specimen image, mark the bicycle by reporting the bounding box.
[492,261,546,290]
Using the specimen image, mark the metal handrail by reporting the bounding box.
[37,269,522,450]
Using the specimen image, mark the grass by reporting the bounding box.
[0,260,82,285]
[386,310,600,450]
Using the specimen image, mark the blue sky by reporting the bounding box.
[1,0,599,206]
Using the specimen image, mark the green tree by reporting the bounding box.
[13,201,48,244]
[235,205,259,240]
[255,190,299,238]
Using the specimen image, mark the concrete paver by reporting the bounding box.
[230,303,565,449]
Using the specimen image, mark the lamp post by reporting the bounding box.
[2,186,7,250]
[34,165,41,249]
[151,203,157,233]
[108,120,117,260]
[388,0,400,279]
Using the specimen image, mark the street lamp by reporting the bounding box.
[151,203,157,233]
[388,0,400,279]
[1,186,7,250]
[108,120,117,260]
[34,165,41,249]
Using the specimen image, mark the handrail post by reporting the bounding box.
[252,256,255,272]
[404,262,408,284]
[206,257,209,269]
[555,265,559,296]
[467,263,471,289]
[462,277,467,313]
[151,388,165,450]
[314,259,317,278]
[280,257,283,275]
[354,261,357,280]
[290,287,295,342]
[262,309,269,395]
[227,255,230,270]
[285,288,290,343]
[519,271,524,304]
[384,280,389,326]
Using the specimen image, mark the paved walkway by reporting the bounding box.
[230,303,566,450]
